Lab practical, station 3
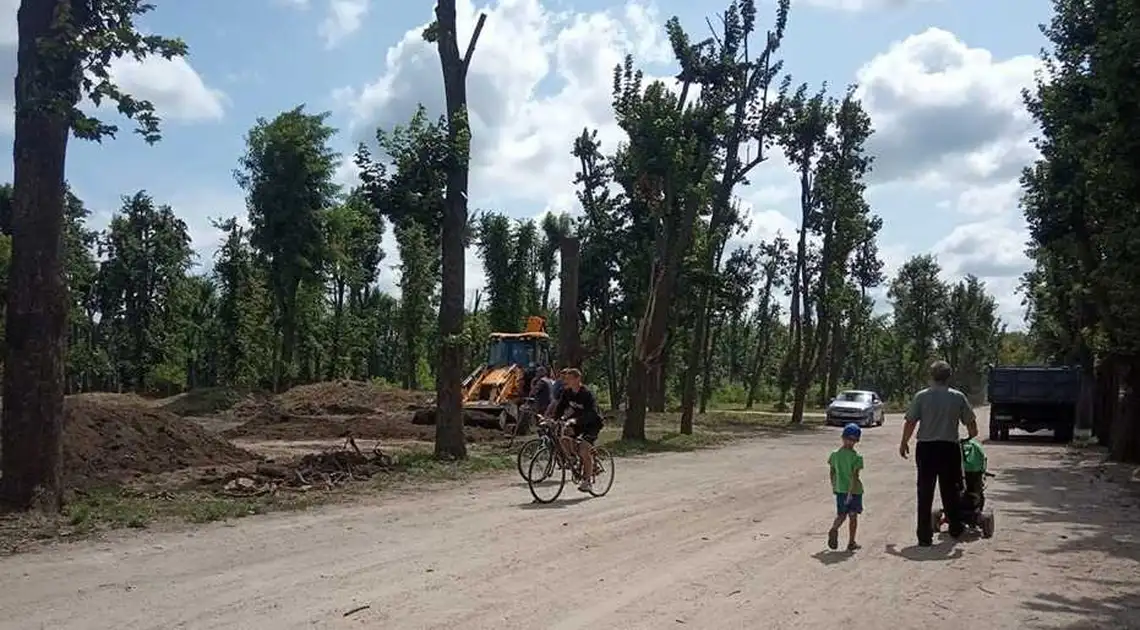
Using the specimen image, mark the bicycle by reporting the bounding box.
[526,419,615,503]
[516,412,558,482]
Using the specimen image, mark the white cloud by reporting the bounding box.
[855,27,1040,186]
[326,2,1040,327]
[320,0,370,48]
[0,3,226,134]
[108,57,227,122]
[802,0,941,10]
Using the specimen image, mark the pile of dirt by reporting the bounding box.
[272,380,428,416]
[63,394,256,488]
[157,387,245,417]
[221,409,503,443]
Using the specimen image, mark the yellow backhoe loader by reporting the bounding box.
[411,316,551,432]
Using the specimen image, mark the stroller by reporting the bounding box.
[932,437,996,539]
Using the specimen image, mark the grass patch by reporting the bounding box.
[598,410,822,456]
[59,486,326,535]
[384,447,514,483]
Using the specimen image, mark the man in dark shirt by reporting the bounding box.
[530,366,553,412]
[552,368,603,492]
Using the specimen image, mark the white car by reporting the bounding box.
[825,390,885,428]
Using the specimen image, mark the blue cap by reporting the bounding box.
[842,423,862,440]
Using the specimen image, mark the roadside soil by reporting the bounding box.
[1,408,1138,630]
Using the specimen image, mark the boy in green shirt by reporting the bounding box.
[827,423,864,551]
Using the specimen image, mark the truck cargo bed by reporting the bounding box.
[987,366,1080,443]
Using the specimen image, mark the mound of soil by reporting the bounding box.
[64,394,256,488]
[158,387,245,417]
[221,409,503,443]
[273,380,428,416]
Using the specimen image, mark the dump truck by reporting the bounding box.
[412,315,551,432]
[987,365,1080,442]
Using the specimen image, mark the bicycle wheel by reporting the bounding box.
[527,446,566,503]
[588,447,615,497]
[516,438,543,481]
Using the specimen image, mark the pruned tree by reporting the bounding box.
[1,0,187,511]
[424,1,487,459]
[679,0,790,434]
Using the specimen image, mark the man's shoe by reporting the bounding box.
[918,539,933,547]
[578,481,592,493]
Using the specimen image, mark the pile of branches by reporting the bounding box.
[221,435,396,496]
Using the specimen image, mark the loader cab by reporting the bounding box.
[486,315,551,369]
[486,335,550,368]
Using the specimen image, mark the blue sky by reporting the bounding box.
[0,0,1053,325]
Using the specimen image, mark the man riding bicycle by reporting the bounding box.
[551,368,603,492]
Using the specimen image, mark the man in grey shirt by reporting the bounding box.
[899,360,979,546]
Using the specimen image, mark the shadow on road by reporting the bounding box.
[884,541,964,561]
[988,447,1140,629]
[516,496,592,510]
[1023,583,1140,630]
[810,549,854,565]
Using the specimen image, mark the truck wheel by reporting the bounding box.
[1054,422,1074,443]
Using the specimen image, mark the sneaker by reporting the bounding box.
[827,528,839,550]
[917,539,933,547]
[578,480,592,493]
[847,542,861,552]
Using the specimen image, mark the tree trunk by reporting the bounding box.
[432,2,485,459]
[328,279,345,380]
[1093,355,1118,447]
[698,321,719,414]
[823,318,843,403]
[745,278,774,409]
[648,347,668,413]
[0,0,75,512]
[558,236,580,368]
[1109,357,1140,463]
[603,310,619,411]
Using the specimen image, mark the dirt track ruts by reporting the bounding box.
[1,408,1139,630]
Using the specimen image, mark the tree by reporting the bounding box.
[324,194,383,379]
[424,1,487,459]
[396,221,436,389]
[538,212,572,311]
[889,254,948,390]
[97,192,194,392]
[1,0,186,511]
[778,83,832,424]
[235,106,338,392]
[476,212,517,332]
[679,0,790,434]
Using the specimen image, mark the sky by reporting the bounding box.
[0,0,1053,327]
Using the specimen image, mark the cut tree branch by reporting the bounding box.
[462,13,488,75]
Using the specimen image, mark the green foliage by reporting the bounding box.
[42,1,189,143]
[97,191,194,392]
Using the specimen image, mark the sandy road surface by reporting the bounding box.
[2,409,1139,630]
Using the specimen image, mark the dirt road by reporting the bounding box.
[2,409,1138,630]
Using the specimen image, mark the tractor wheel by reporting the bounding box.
[410,408,437,425]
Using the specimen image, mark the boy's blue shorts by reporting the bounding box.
[836,493,864,515]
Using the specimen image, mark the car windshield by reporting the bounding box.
[837,391,872,403]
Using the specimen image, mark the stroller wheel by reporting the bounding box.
[980,510,995,539]
[931,509,943,533]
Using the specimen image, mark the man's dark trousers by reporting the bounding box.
[915,440,963,544]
